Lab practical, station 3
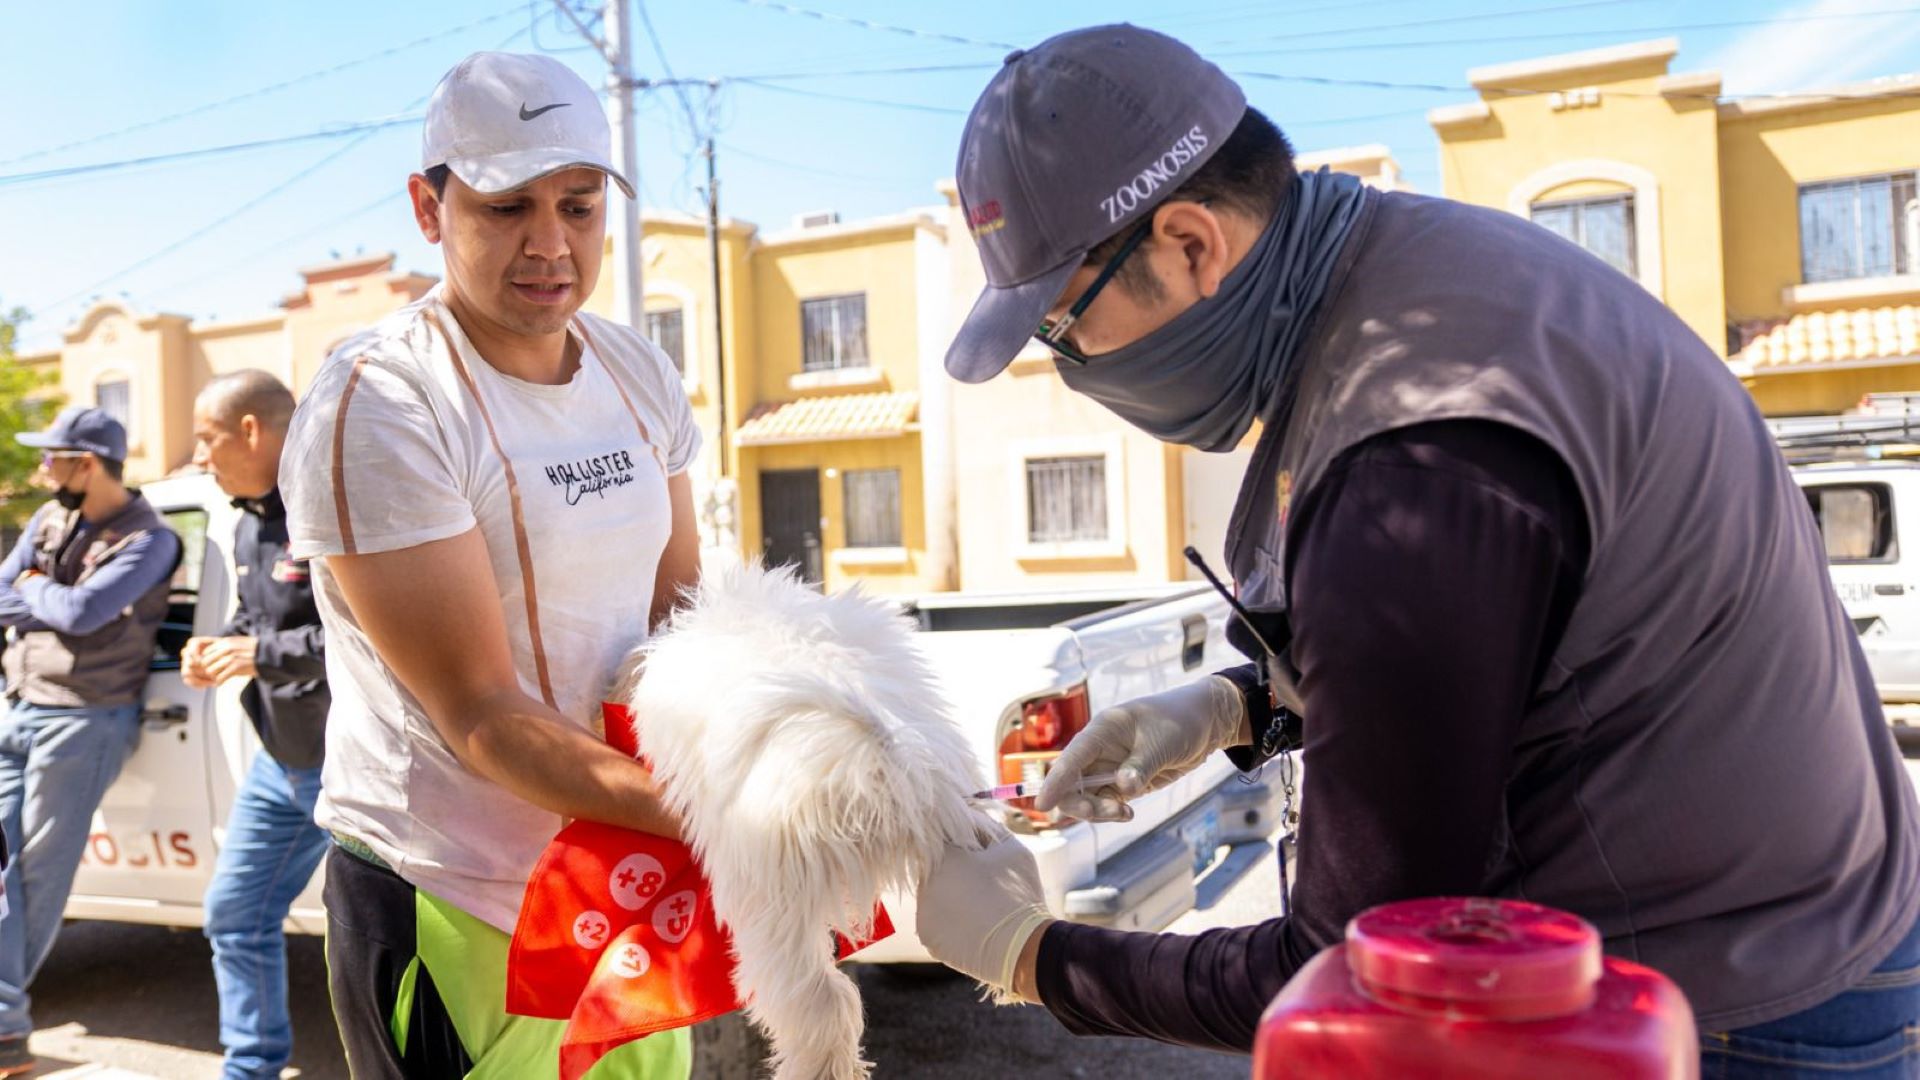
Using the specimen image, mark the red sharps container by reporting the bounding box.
[1253,897,1698,1079]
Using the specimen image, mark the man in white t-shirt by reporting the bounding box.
[278,52,700,1079]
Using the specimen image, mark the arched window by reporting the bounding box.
[1508,159,1663,297]
[95,375,132,442]
[1531,194,1637,279]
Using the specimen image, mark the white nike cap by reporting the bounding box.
[422,51,635,198]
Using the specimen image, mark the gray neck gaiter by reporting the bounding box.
[1057,168,1372,452]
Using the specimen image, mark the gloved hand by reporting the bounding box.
[1035,675,1246,822]
[916,818,1052,999]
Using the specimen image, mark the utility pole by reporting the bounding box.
[552,0,643,328]
[701,82,730,477]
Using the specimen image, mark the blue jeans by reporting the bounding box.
[1703,912,1920,1077]
[0,700,142,1039]
[204,752,329,1080]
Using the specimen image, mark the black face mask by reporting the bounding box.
[51,465,87,512]
[1055,169,1372,452]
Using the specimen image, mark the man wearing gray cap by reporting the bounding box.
[278,51,699,1077]
[914,25,1920,1074]
[0,405,180,1076]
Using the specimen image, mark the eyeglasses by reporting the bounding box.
[38,451,87,468]
[1033,215,1156,367]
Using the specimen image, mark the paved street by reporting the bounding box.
[26,835,1282,1079]
[32,760,1920,1078]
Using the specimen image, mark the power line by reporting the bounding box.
[1150,0,1426,30]
[723,62,996,82]
[1234,68,1920,105]
[632,0,714,215]
[35,22,533,322]
[0,3,526,168]
[0,117,423,190]
[714,140,933,191]
[35,125,408,316]
[1229,0,1655,45]
[1286,107,1435,128]
[732,78,968,116]
[1215,6,1920,57]
[724,0,1016,51]
[634,0,703,134]
[11,15,1911,204]
[152,190,409,301]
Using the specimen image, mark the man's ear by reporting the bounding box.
[408,174,443,244]
[239,414,261,449]
[1154,201,1232,299]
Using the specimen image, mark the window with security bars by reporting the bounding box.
[644,307,685,374]
[96,379,132,441]
[1799,172,1920,284]
[801,294,869,372]
[1531,194,1637,279]
[843,469,901,548]
[1026,456,1108,543]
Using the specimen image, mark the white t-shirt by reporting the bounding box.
[280,286,700,932]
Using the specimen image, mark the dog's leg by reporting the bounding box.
[728,898,870,1080]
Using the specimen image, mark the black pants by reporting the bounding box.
[323,845,474,1079]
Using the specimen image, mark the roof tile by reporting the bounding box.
[735,390,919,446]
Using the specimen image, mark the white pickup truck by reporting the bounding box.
[1791,459,1920,755]
[67,472,1290,954]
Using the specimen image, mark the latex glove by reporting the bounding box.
[916,819,1051,998]
[1036,675,1245,823]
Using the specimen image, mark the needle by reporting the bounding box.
[970,771,1122,802]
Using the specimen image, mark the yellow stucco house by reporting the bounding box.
[1431,38,1920,416]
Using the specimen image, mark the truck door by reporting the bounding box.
[1801,478,1920,701]
[69,501,223,917]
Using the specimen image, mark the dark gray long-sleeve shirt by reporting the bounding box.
[221,490,329,769]
[0,506,178,636]
[1037,419,1590,1051]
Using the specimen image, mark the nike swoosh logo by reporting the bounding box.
[519,102,571,121]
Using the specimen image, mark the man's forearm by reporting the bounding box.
[1035,918,1307,1051]
[0,585,38,627]
[453,689,680,836]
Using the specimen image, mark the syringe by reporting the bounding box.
[969,771,1122,803]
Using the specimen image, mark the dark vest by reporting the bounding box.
[1228,191,1920,1030]
[4,494,178,708]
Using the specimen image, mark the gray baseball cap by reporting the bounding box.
[945,25,1246,383]
[16,405,127,462]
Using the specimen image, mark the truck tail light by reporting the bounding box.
[998,684,1093,824]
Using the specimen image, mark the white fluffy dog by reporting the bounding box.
[622,562,984,1080]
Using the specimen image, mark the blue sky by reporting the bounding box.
[5,0,1920,354]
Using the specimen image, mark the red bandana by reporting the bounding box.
[505,704,893,1080]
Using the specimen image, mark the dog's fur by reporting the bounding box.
[623,562,983,1080]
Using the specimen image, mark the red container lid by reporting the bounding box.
[1347,898,1603,1022]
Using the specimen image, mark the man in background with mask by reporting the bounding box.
[0,405,181,1076]
[913,25,1920,1075]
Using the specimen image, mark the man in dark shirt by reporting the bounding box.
[914,25,1920,1076]
[183,371,329,1080]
